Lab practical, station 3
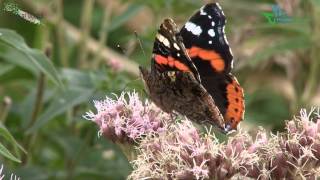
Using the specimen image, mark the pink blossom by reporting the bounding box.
[85,91,320,179]
[129,108,320,179]
[84,91,169,143]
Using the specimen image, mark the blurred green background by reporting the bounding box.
[0,0,319,179]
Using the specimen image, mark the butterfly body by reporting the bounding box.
[140,3,244,133]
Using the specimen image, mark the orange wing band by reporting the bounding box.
[187,46,225,72]
[154,54,190,71]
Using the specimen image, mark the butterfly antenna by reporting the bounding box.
[134,31,147,59]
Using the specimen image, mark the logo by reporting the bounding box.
[262,4,293,24]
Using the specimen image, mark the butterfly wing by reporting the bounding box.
[179,3,245,131]
[141,18,226,131]
[180,3,233,74]
[151,18,200,82]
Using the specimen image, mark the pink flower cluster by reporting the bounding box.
[85,92,320,179]
[129,108,320,179]
[84,92,169,143]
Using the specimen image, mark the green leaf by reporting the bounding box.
[0,63,15,76]
[26,88,94,133]
[0,124,27,154]
[0,28,63,88]
[109,4,143,31]
[61,69,95,88]
[0,142,21,163]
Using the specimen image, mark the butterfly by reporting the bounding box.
[140,3,244,133]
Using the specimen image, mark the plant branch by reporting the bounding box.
[302,0,320,105]
[64,21,139,75]
[92,1,112,67]
[22,0,139,76]
[56,0,68,67]
[78,0,95,68]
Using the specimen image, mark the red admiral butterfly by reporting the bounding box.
[140,3,244,133]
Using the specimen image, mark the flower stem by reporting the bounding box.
[302,1,320,106]
[22,25,49,164]
[56,0,68,67]
[92,1,112,68]
[78,0,95,68]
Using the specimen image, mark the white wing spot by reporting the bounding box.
[163,39,170,47]
[177,53,180,57]
[209,40,212,44]
[208,15,212,19]
[200,6,207,15]
[156,34,170,47]
[211,21,215,26]
[185,22,202,36]
[173,43,180,50]
[208,29,215,37]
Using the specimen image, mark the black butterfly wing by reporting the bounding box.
[179,3,244,131]
[180,3,233,74]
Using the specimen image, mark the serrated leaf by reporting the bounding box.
[0,28,63,88]
[26,88,94,133]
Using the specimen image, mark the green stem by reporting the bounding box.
[301,1,320,106]
[92,2,112,68]
[78,0,95,68]
[22,25,49,164]
[56,0,68,67]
